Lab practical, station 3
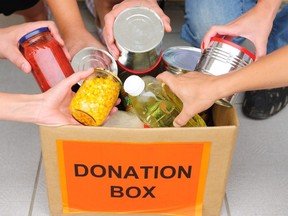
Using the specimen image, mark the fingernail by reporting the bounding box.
[21,62,30,73]
[201,41,205,49]
[173,121,181,128]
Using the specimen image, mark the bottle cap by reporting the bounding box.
[124,75,145,96]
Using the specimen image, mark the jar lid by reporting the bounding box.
[163,46,201,74]
[18,27,50,44]
[113,6,164,53]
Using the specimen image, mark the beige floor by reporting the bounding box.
[1,1,288,216]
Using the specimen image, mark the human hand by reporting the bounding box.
[0,21,68,73]
[34,69,94,125]
[103,0,171,59]
[36,69,120,126]
[157,71,219,127]
[202,2,278,59]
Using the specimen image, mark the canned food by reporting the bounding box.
[71,47,118,75]
[163,46,201,74]
[195,36,256,107]
[18,27,75,92]
[70,68,122,126]
[113,6,164,74]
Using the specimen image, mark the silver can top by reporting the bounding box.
[113,6,164,53]
[71,47,118,75]
[163,46,201,74]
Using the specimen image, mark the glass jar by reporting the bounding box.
[70,68,122,126]
[18,27,75,92]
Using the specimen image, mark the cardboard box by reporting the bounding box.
[39,104,238,216]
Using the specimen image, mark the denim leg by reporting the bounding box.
[180,0,256,47]
[267,4,288,54]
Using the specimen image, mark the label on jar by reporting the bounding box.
[34,49,66,87]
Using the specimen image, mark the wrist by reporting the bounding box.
[0,93,43,123]
[256,0,282,19]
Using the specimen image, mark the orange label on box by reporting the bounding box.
[57,140,210,215]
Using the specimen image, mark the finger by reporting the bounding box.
[62,68,94,88]
[108,43,120,60]
[254,42,267,60]
[103,13,116,45]
[202,26,231,50]
[173,106,197,127]
[156,71,178,91]
[151,8,171,32]
[47,21,65,46]
[8,48,31,73]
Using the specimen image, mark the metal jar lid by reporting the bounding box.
[163,46,201,74]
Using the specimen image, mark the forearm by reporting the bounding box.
[256,0,282,19]
[216,46,288,97]
[0,92,42,123]
[46,0,86,38]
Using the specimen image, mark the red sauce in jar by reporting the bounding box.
[18,27,75,92]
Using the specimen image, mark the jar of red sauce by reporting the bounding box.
[18,27,75,92]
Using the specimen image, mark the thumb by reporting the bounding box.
[156,71,176,88]
[173,105,197,127]
[254,42,267,60]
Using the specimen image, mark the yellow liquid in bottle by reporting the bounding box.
[129,76,206,127]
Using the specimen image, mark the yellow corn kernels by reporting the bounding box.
[70,68,122,126]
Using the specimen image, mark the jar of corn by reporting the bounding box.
[70,68,122,126]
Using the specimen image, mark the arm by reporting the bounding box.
[46,0,106,57]
[0,69,94,125]
[157,45,288,127]
[202,0,282,59]
[102,0,171,59]
[0,21,65,73]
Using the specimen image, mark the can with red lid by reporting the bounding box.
[18,27,75,92]
[195,35,256,107]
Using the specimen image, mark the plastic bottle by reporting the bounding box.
[18,27,75,92]
[123,75,206,127]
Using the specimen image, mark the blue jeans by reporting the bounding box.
[181,0,288,54]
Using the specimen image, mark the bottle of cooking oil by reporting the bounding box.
[123,75,206,127]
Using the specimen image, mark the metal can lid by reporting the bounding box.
[18,27,50,44]
[163,46,201,74]
[113,6,164,53]
[71,47,118,75]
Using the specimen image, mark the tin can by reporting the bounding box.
[18,27,75,92]
[195,36,256,107]
[69,68,122,126]
[113,6,164,74]
[163,46,201,74]
[71,47,118,74]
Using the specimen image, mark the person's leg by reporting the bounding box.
[181,0,256,47]
[242,4,288,119]
[15,0,47,22]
